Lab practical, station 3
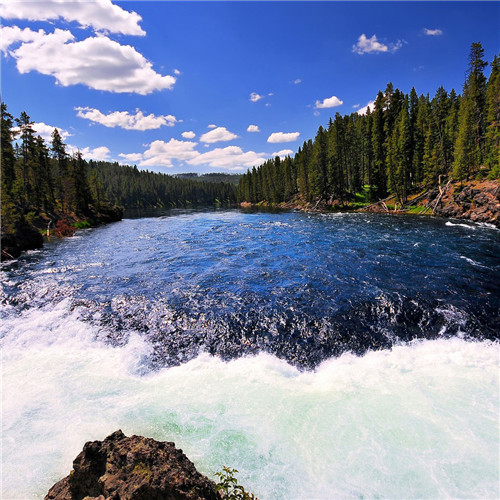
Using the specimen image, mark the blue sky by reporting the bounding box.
[1,1,499,174]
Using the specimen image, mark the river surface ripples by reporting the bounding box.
[2,209,499,369]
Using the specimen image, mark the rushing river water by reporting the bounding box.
[1,209,499,499]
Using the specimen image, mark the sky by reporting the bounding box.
[1,1,499,175]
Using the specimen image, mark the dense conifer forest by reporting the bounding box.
[91,162,237,208]
[237,43,500,206]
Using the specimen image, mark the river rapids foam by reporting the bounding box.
[2,299,498,499]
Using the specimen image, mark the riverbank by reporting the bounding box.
[241,179,500,228]
[0,204,123,262]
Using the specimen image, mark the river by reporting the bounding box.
[1,209,499,499]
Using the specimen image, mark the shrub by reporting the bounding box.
[215,466,257,500]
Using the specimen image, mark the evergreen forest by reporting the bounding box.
[237,43,500,206]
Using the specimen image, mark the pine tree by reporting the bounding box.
[309,126,328,200]
[371,91,387,200]
[15,111,36,204]
[51,128,71,210]
[1,102,19,233]
[485,54,500,178]
[453,42,488,180]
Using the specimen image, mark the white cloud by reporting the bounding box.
[249,92,263,102]
[174,68,181,75]
[293,78,302,84]
[352,103,360,109]
[2,27,176,94]
[357,99,377,115]
[118,152,143,163]
[121,140,270,171]
[267,132,300,143]
[207,124,217,129]
[30,122,72,142]
[75,107,177,130]
[315,95,343,109]
[200,126,238,144]
[67,145,111,161]
[188,146,266,170]
[181,131,196,139]
[1,26,44,53]
[272,149,294,158]
[424,28,443,36]
[247,124,260,133]
[352,34,403,55]
[0,0,145,36]
[139,138,199,167]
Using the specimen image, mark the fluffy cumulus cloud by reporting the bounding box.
[139,139,199,167]
[181,131,196,139]
[118,152,143,164]
[118,140,270,171]
[352,34,403,55]
[424,28,443,36]
[75,107,177,130]
[200,126,238,144]
[357,99,377,115]
[1,27,176,94]
[28,122,72,142]
[272,149,294,158]
[315,95,343,109]
[0,0,145,35]
[66,145,111,161]
[267,132,300,143]
[249,92,263,102]
[188,146,266,170]
[247,124,260,133]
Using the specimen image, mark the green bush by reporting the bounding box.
[73,220,92,229]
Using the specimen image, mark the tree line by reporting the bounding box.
[237,43,499,206]
[93,161,237,208]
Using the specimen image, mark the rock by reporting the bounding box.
[45,430,220,500]
[1,219,44,260]
[430,179,500,227]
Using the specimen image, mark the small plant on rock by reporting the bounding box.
[215,466,257,499]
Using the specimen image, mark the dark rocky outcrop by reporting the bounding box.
[45,430,219,500]
[429,179,500,227]
[1,205,123,262]
[1,219,44,260]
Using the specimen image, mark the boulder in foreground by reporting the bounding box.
[45,430,219,500]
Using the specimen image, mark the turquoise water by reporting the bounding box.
[1,210,499,498]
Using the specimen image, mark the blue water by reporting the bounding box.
[1,209,499,498]
[3,209,499,369]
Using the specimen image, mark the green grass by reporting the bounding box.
[73,220,92,229]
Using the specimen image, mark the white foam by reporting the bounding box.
[445,221,476,229]
[460,255,491,269]
[1,302,499,499]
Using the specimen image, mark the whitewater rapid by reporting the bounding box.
[2,298,498,499]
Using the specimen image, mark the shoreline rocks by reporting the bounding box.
[45,430,219,500]
[1,205,123,262]
[428,179,500,227]
[240,179,500,227]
